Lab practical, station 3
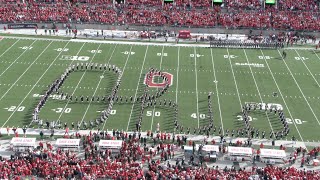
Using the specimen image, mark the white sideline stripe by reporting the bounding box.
[55,43,102,125]
[0,40,36,77]
[261,49,306,146]
[0,41,50,102]
[210,48,224,134]
[294,49,320,87]
[4,35,320,50]
[226,48,243,108]
[2,41,72,128]
[80,45,117,126]
[277,50,320,126]
[194,47,200,128]
[243,49,274,134]
[126,46,149,131]
[150,46,165,131]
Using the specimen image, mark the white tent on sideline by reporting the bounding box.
[99,140,123,150]
[55,138,80,151]
[260,148,286,159]
[10,137,36,151]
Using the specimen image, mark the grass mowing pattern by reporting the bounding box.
[0,37,319,142]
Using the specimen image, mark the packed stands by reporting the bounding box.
[225,0,262,10]
[219,11,271,29]
[272,11,320,31]
[126,0,162,8]
[0,0,319,31]
[175,0,212,8]
[0,131,320,179]
[279,0,318,11]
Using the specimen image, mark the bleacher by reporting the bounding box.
[0,0,319,31]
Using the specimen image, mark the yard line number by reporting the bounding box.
[286,118,306,125]
[54,108,72,113]
[237,115,253,121]
[6,106,25,112]
[224,55,237,59]
[146,111,160,117]
[122,51,135,55]
[157,53,167,56]
[258,56,273,59]
[295,57,308,61]
[55,48,69,52]
[20,46,33,50]
[190,54,204,58]
[89,50,102,53]
[191,113,206,119]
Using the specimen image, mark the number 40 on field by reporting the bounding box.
[191,113,206,119]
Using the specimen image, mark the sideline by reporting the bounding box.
[0,127,314,148]
[1,35,319,50]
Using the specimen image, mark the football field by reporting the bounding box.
[0,36,320,142]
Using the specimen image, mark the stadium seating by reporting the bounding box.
[0,0,319,31]
[0,133,319,179]
[175,0,211,8]
[279,0,318,11]
[219,11,271,29]
[126,0,162,8]
[225,0,262,10]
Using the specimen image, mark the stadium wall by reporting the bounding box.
[1,23,319,37]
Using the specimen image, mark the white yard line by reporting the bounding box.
[79,77,104,126]
[194,47,200,128]
[81,45,118,127]
[294,49,320,87]
[226,48,243,108]
[27,42,87,127]
[0,39,20,62]
[175,47,180,104]
[277,50,320,126]
[55,44,103,125]
[261,49,306,145]
[243,49,274,134]
[210,49,224,134]
[0,41,52,102]
[312,49,320,62]
[126,46,149,131]
[97,44,118,130]
[150,46,165,131]
[2,41,74,128]
[0,40,37,77]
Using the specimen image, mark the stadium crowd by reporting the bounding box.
[0,0,320,179]
[0,130,320,179]
[0,0,319,31]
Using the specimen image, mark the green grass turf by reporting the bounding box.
[0,37,320,142]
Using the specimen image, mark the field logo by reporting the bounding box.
[144,72,173,88]
[60,55,90,61]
